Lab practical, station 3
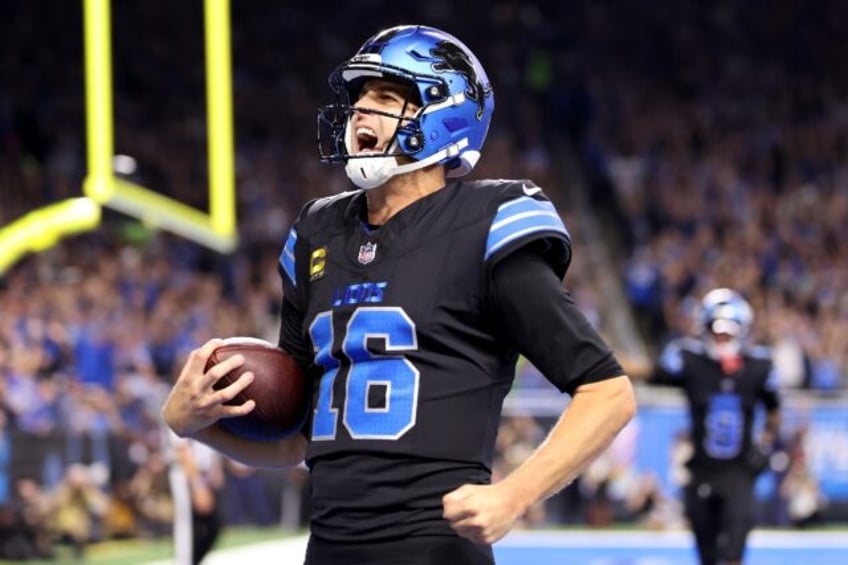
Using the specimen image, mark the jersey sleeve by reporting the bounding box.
[754,349,781,411]
[483,181,572,280]
[491,247,623,395]
[276,202,315,367]
[278,223,299,290]
[278,194,338,292]
[652,339,686,385]
[652,337,715,386]
[276,190,360,366]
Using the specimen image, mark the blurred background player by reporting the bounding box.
[167,430,224,565]
[650,288,782,565]
[163,24,636,565]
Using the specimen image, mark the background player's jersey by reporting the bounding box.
[656,337,781,473]
[278,179,575,542]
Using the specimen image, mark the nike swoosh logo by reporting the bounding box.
[522,184,542,196]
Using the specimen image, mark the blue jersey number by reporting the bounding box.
[309,307,419,440]
[704,393,743,459]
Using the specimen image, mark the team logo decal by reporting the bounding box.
[358,242,377,265]
[309,247,327,281]
[430,40,492,120]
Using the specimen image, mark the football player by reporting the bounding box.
[164,25,636,564]
[652,288,782,565]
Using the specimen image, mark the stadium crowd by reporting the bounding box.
[1,0,845,558]
[576,0,848,391]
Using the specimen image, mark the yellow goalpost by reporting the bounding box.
[0,0,237,275]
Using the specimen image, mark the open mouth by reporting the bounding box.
[354,126,381,154]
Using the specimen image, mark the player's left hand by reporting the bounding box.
[442,483,525,545]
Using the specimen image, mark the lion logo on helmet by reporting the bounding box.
[430,41,492,120]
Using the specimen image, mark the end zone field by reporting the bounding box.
[4,528,845,564]
[145,528,848,565]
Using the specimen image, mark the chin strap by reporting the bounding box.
[344,138,470,190]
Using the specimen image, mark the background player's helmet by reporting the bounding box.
[700,288,754,339]
[317,25,494,189]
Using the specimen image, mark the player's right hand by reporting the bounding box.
[162,338,256,438]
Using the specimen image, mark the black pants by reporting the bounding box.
[304,534,495,565]
[684,470,755,565]
[192,507,221,565]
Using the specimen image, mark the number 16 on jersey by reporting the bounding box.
[309,306,420,441]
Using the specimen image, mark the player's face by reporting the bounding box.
[349,79,419,156]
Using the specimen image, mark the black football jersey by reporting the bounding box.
[655,337,781,473]
[277,179,581,542]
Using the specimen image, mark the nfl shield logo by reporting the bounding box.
[358,242,377,265]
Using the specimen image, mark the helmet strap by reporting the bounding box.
[344,136,469,189]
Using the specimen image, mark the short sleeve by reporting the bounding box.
[484,192,571,280]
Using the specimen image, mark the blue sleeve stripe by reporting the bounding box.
[659,344,684,376]
[765,367,779,391]
[490,209,563,233]
[496,195,556,216]
[279,228,297,287]
[485,197,569,260]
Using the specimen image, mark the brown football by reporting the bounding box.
[206,337,308,440]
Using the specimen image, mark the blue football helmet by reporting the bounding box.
[317,25,494,189]
[700,288,754,339]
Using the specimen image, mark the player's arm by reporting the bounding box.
[761,408,781,446]
[759,364,782,446]
[492,248,636,520]
[447,382,635,545]
[191,424,307,470]
[162,338,307,469]
[444,248,636,544]
[743,363,782,474]
[649,339,688,387]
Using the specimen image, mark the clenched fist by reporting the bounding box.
[442,482,527,546]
